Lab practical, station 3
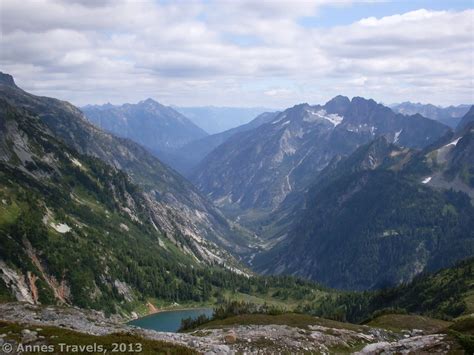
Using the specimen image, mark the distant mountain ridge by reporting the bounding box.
[192,96,451,215]
[174,106,276,134]
[82,99,208,161]
[390,102,470,128]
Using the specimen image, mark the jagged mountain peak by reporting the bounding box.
[139,97,164,107]
[351,96,377,105]
[324,95,350,114]
[286,102,311,112]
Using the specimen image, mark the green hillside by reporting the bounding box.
[303,257,474,323]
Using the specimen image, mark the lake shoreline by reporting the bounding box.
[128,307,215,333]
[138,306,215,318]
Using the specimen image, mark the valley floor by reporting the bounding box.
[0,302,470,354]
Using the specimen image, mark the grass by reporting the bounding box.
[449,316,474,335]
[327,341,368,354]
[366,314,452,333]
[221,288,329,311]
[463,289,474,314]
[0,320,197,354]
[193,313,365,332]
[445,317,474,353]
[0,196,21,226]
[221,290,294,309]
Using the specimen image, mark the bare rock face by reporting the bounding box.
[0,260,35,304]
[357,334,451,354]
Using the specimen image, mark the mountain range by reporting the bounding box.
[253,122,474,289]
[390,102,471,128]
[1,70,472,308]
[192,96,451,217]
[82,100,208,168]
[83,102,278,174]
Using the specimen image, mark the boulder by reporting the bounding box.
[224,330,237,344]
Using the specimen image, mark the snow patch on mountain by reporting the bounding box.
[272,114,287,124]
[51,223,71,234]
[421,176,432,184]
[304,109,343,127]
[443,137,461,148]
[394,129,403,143]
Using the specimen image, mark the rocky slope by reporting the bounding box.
[192,96,451,215]
[414,114,474,200]
[0,303,463,354]
[254,127,474,289]
[391,102,470,128]
[0,72,254,260]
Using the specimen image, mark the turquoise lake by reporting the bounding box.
[128,308,214,332]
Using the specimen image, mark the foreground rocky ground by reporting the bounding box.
[0,303,467,354]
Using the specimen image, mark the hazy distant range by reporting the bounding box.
[173,106,277,134]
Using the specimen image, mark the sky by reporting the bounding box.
[1,0,473,108]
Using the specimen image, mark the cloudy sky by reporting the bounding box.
[1,0,473,108]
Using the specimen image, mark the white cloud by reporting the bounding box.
[0,0,472,107]
[264,88,294,97]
